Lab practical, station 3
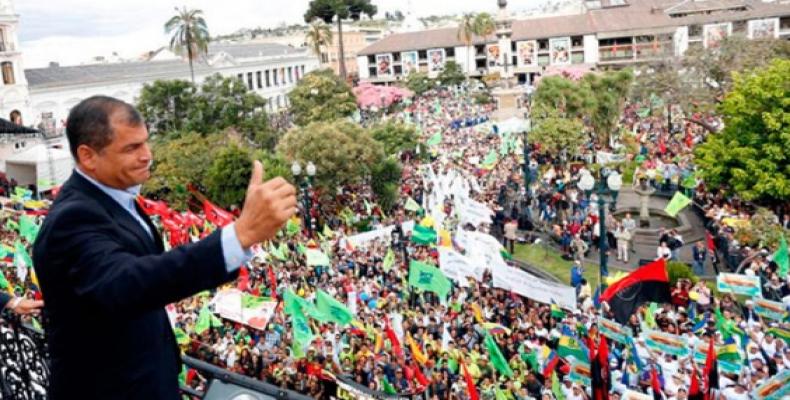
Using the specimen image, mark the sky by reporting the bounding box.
[13,0,550,68]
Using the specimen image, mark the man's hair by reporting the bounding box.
[66,96,143,161]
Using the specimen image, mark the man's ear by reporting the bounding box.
[76,144,98,172]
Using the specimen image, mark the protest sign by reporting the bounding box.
[346,225,396,248]
[754,298,788,322]
[211,289,277,331]
[717,273,762,297]
[599,318,634,345]
[438,248,484,286]
[641,330,689,357]
[492,262,576,310]
[568,361,591,386]
[752,369,790,400]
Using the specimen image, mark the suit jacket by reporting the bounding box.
[33,172,238,400]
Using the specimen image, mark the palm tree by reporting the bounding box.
[457,13,477,75]
[165,6,210,84]
[473,12,496,44]
[305,21,333,65]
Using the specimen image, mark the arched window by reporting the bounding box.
[1,61,15,85]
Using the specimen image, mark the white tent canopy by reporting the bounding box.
[4,144,74,189]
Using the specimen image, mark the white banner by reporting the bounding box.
[596,151,626,165]
[211,289,278,331]
[492,263,577,310]
[439,248,484,287]
[456,198,493,226]
[346,225,396,248]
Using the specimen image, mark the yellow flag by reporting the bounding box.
[407,333,428,365]
[439,229,452,248]
[471,303,485,324]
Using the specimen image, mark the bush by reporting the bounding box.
[667,261,699,286]
[472,91,493,105]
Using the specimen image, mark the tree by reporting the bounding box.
[165,7,210,84]
[137,79,196,134]
[370,121,418,156]
[438,61,466,87]
[276,120,384,190]
[205,143,253,209]
[304,0,377,80]
[532,75,591,118]
[580,69,633,146]
[457,13,477,75]
[288,68,357,126]
[529,110,586,158]
[473,12,495,42]
[143,132,225,209]
[404,72,434,96]
[371,158,402,212]
[694,59,790,203]
[305,21,333,64]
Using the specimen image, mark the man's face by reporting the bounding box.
[79,118,151,189]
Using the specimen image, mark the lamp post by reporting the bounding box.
[577,169,622,299]
[291,161,316,236]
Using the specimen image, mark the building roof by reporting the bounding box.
[358,0,790,55]
[25,42,313,90]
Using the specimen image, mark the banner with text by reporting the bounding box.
[492,262,577,310]
[717,273,762,297]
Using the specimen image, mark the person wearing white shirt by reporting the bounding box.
[657,242,673,260]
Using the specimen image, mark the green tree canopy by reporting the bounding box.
[694,58,790,203]
[438,61,466,87]
[288,68,357,126]
[143,132,225,209]
[205,143,254,208]
[137,79,196,134]
[371,158,402,212]
[529,110,586,158]
[370,121,418,156]
[404,72,434,96]
[276,120,384,190]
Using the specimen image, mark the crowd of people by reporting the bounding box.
[1,84,789,400]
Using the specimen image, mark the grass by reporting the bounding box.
[512,243,600,286]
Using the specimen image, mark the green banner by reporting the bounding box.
[716,273,762,297]
[752,369,790,400]
[754,298,788,322]
[664,191,692,217]
[599,318,634,345]
[642,330,689,357]
[568,361,591,386]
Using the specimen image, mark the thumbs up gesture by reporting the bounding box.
[234,160,298,248]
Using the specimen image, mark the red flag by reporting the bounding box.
[237,266,249,291]
[706,232,716,252]
[689,364,702,400]
[184,211,204,227]
[703,339,718,400]
[267,266,278,300]
[592,335,610,400]
[385,318,403,358]
[413,363,429,387]
[461,362,479,400]
[203,200,234,227]
[137,196,168,217]
[650,366,662,400]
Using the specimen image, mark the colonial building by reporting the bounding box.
[357,0,790,84]
[0,0,30,124]
[25,42,320,136]
[320,27,386,77]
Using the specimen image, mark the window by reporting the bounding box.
[445,47,455,57]
[237,73,243,83]
[280,68,286,85]
[247,72,253,90]
[273,69,278,86]
[301,65,305,76]
[265,70,271,87]
[2,62,14,85]
[288,66,293,83]
[256,71,262,89]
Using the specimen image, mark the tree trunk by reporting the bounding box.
[186,26,195,85]
[336,18,347,80]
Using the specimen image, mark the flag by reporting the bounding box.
[471,303,485,324]
[481,150,498,169]
[13,240,31,282]
[411,224,437,245]
[385,318,403,357]
[0,271,12,295]
[551,301,566,319]
[285,218,300,237]
[773,236,789,276]
[717,339,740,362]
[322,224,334,238]
[495,387,508,400]
[18,214,40,242]
[174,327,190,345]
[237,266,250,291]
[404,197,422,212]
[704,337,718,400]
[542,350,559,378]
[267,267,278,300]
[202,200,234,227]
[625,335,644,371]
[407,333,428,365]
[137,196,169,217]
[558,335,589,363]
[283,290,315,348]
[768,327,790,345]
[482,322,511,336]
[381,376,397,395]
[650,366,663,400]
[600,259,671,324]
[426,132,442,146]
[305,248,329,266]
[408,260,452,300]
[413,363,429,387]
[194,305,222,335]
[315,290,353,326]
[664,191,692,217]
[485,332,514,377]
[552,370,565,400]
[591,335,610,400]
[689,364,703,400]
[461,362,479,400]
[382,248,395,272]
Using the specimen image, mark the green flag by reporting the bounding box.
[284,289,325,321]
[291,307,314,349]
[174,327,190,345]
[411,225,437,245]
[296,243,307,255]
[382,248,395,272]
[664,191,692,217]
[315,290,353,326]
[408,260,452,300]
[681,174,697,189]
[426,132,442,146]
[552,370,565,400]
[495,388,508,400]
[305,248,330,266]
[194,305,222,335]
[286,218,300,237]
[404,197,422,212]
[0,271,10,290]
[484,332,514,377]
[773,236,789,276]
[5,219,19,232]
[381,377,397,394]
[269,242,286,261]
[521,348,540,372]
[19,214,40,243]
[178,365,188,387]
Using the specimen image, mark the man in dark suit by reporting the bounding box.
[32,96,296,399]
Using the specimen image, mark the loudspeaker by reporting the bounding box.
[203,379,283,400]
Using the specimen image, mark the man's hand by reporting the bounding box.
[235,160,297,249]
[9,298,44,315]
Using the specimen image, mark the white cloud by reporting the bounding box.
[15,0,550,68]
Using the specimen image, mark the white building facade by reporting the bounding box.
[0,0,30,123]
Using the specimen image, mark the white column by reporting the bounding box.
[356,56,369,79]
[583,34,599,64]
[498,36,512,78]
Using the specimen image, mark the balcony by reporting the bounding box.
[598,41,672,63]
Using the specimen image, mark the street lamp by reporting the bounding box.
[577,169,622,299]
[291,161,317,236]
